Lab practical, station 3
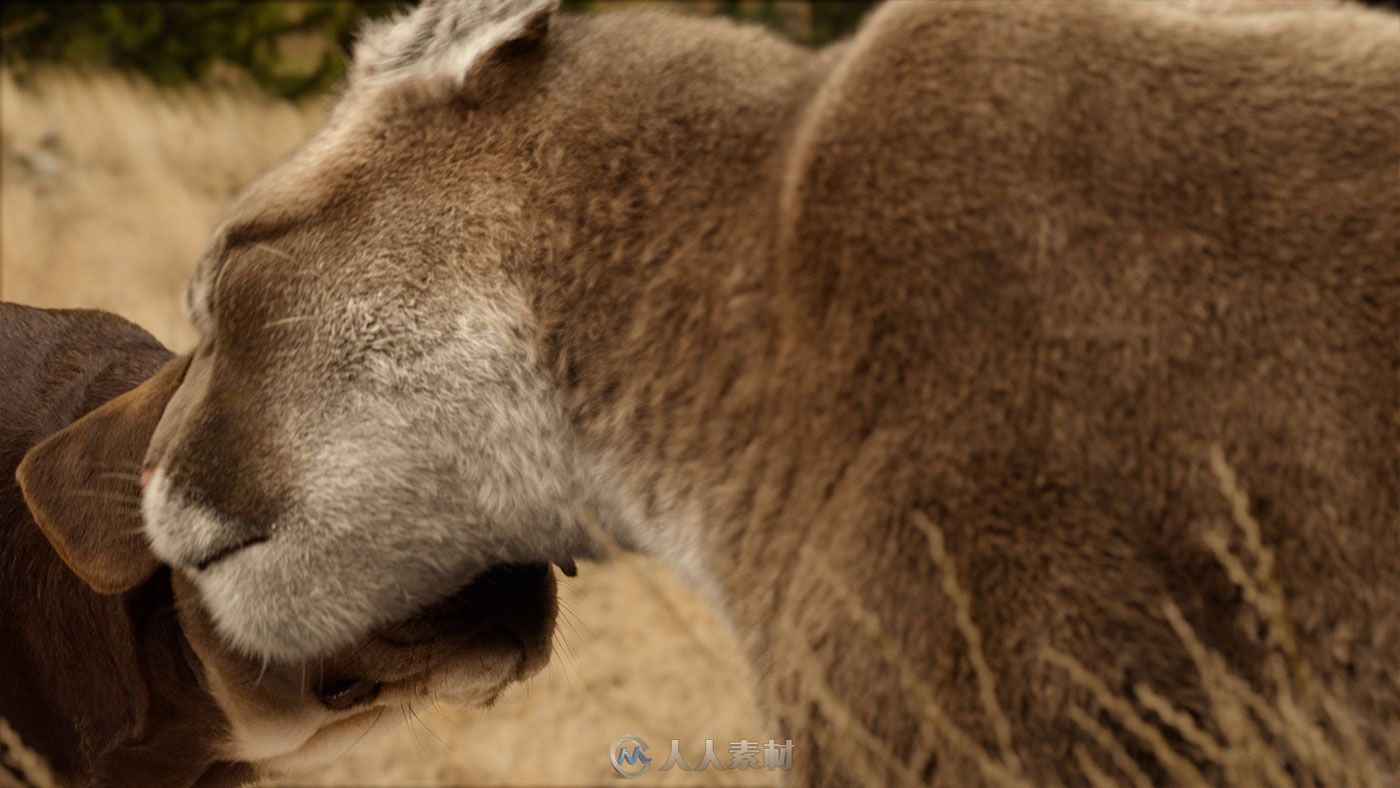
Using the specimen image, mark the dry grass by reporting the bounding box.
[0,69,324,347]
[953,451,1384,787]
[1,717,58,788]
[1,68,768,787]
[796,448,1388,788]
[1,68,1388,788]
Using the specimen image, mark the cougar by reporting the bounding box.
[139,0,1399,782]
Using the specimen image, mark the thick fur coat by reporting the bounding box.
[138,1,1398,784]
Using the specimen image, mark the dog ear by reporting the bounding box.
[17,357,188,595]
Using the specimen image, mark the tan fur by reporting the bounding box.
[144,1,1399,783]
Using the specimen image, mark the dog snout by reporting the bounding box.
[286,563,559,716]
[405,562,558,681]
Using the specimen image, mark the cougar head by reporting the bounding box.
[141,0,599,662]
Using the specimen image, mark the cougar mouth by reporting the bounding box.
[194,535,269,572]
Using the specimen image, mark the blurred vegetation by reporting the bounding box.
[3,0,1394,98]
[2,2,394,97]
[0,1,877,99]
[709,0,877,44]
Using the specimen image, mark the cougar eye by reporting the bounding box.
[316,677,381,710]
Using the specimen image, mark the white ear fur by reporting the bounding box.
[353,0,559,88]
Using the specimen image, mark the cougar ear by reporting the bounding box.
[17,357,188,595]
[354,0,559,89]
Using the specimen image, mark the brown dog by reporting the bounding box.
[0,303,557,786]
